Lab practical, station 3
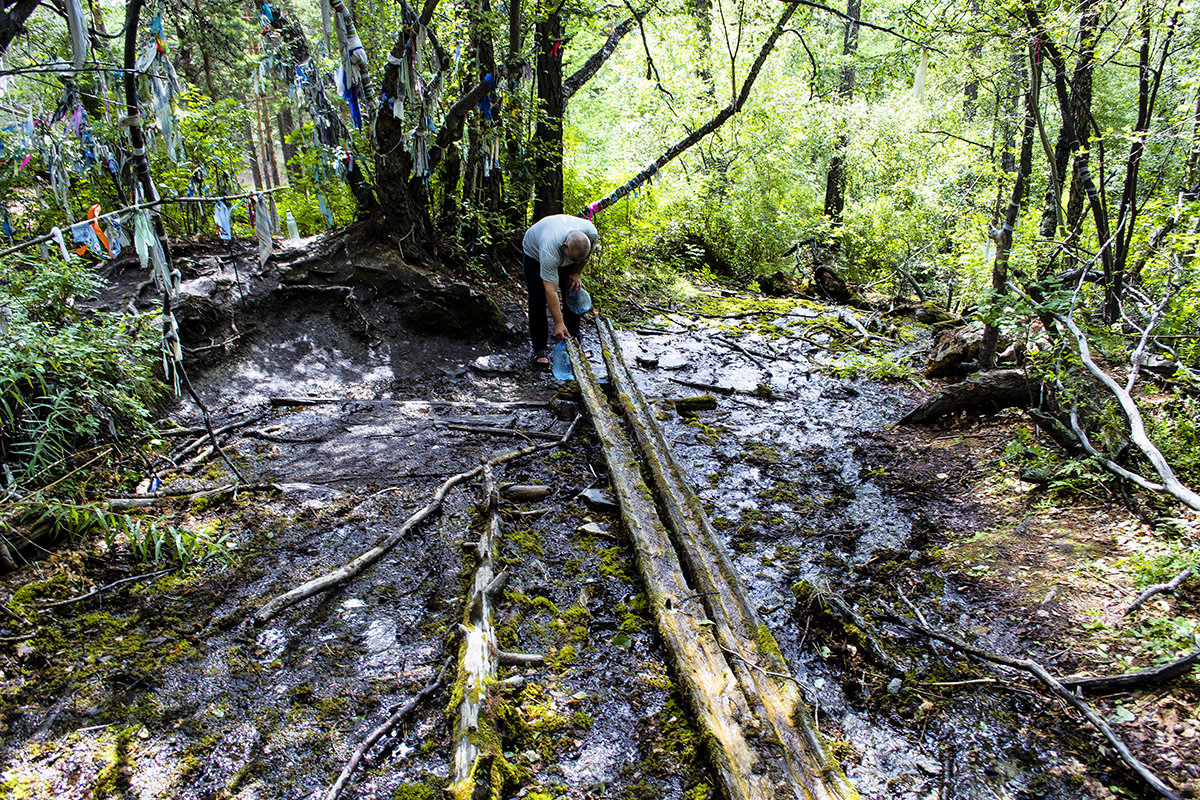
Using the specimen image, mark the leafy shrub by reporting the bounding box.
[0,255,165,488]
[7,497,231,566]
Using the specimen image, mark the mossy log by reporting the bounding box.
[447,463,518,800]
[898,369,1033,425]
[571,334,859,800]
[595,320,860,800]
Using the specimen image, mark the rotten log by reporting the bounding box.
[447,463,507,800]
[596,319,857,799]
[573,333,859,800]
[899,369,1033,425]
[1061,649,1200,694]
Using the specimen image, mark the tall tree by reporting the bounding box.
[822,0,859,226]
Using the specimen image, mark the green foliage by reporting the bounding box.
[150,93,254,236]
[1143,394,1200,487]
[0,255,164,487]
[7,497,230,567]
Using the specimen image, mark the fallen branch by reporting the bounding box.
[172,413,268,461]
[837,309,871,340]
[1124,567,1194,616]
[445,424,564,441]
[710,334,768,369]
[449,462,505,799]
[325,658,450,800]
[254,436,569,624]
[242,429,327,444]
[39,568,175,609]
[1014,284,1200,511]
[794,581,907,677]
[668,377,737,396]
[891,617,1182,800]
[1061,649,1200,694]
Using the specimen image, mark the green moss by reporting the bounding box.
[754,623,787,672]
[571,711,594,730]
[617,593,650,633]
[394,776,445,800]
[599,546,634,581]
[92,727,135,798]
[561,605,592,626]
[743,442,782,465]
[507,526,544,556]
[640,696,701,777]
[551,645,578,669]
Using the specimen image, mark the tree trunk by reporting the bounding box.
[279,105,302,184]
[260,98,282,188]
[502,0,528,228]
[981,50,1035,369]
[1033,0,1097,242]
[244,121,264,190]
[532,13,565,219]
[822,0,860,226]
[1111,3,1180,319]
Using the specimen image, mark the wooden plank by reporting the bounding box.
[568,340,783,800]
[588,321,861,800]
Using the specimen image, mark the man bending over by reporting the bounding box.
[521,213,598,367]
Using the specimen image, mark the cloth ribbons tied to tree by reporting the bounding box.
[330,0,368,128]
[134,13,183,163]
[64,0,90,69]
[132,202,182,394]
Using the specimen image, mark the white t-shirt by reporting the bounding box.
[522,214,599,284]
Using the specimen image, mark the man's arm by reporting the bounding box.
[544,280,569,340]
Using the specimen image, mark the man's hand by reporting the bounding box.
[565,273,582,293]
[554,320,570,340]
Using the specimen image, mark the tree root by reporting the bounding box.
[888,615,1182,800]
[1124,567,1193,616]
[324,658,450,800]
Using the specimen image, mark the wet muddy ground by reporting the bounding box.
[1,244,1197,800]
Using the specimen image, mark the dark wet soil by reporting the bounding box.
[1,239,1197,800]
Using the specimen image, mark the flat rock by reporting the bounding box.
[471,354,519,374]
[502,484,554,501]
[578,488,618,512]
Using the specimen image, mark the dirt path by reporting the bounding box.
[1,253,1196,800]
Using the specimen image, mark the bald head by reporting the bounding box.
[562,231,592,271]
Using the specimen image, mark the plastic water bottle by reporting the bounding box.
[286,211,301,246]
[551,341,574,381]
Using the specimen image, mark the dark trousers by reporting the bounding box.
[523,253,580,353]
